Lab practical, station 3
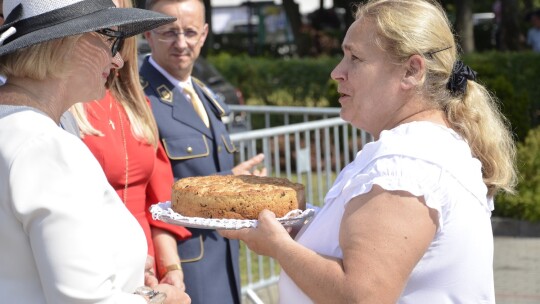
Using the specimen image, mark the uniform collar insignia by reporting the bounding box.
[139,77,149,90]
[157,84,173,103]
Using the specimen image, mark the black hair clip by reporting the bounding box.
[424,46,452,59]
[446,60,477,96]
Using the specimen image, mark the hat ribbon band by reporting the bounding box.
[0,27,17,45]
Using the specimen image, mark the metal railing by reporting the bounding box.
[228,105,372,303]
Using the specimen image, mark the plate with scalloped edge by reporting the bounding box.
[150,202,316,230]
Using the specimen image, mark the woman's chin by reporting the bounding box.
[339,110,352,123]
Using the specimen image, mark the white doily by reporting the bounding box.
[150,202,315,230]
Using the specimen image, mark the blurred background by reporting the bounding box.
[135,1,540,302]
[134,0,539,56]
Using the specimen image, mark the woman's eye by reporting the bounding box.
[164,31,177,37]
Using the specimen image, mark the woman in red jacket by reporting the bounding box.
[71,0,191,293]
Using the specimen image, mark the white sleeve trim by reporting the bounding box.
[340,156,448,232]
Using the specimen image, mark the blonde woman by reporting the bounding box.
[0,0,189,302]
[71,0,190,294]
[220,0,517,303]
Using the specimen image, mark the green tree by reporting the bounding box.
[455,0,475,52]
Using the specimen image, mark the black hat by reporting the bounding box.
[0,0,175,56]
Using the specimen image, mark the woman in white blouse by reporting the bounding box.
[220,0,517,303]
[0,0,189,303]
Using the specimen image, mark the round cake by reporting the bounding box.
[172,175,306,220]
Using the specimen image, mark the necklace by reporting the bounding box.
[113,100,129,204]
[108,100,116,130]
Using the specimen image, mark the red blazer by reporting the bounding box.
[82,91,190,258]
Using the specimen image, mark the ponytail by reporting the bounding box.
[445,80,517,197]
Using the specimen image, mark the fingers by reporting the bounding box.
[160,271,185,290]
[249,153,265,164]
[232,153,267,176]
[144,255,158,287]
[154,284,191,304]
[145,255,155,271]
[145,272,159,287]
[218,228,245,240]
[242,153,264,169]
[259,209,277,220]
[252,166,267,177]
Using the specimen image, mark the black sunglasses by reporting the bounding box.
[95,28,125,57]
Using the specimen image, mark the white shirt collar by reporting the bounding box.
[148,55,192,90]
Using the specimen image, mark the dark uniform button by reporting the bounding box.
[218,145,222,153]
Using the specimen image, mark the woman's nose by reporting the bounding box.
[330,61,345,81]
[112,52,124,70]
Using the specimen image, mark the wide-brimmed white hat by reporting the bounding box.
[0,0,175,56]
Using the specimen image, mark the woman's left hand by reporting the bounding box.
[144,255,159,287]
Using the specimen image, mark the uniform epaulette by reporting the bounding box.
[192,77,227,117]
[192,77,206,88]
[139,76,149,89]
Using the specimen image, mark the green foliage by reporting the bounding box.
[463,52,536,141]
[208,52,539,141]
[208,53,338,107]
[494,126,540,222]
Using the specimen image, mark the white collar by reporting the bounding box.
[148,56,192,90]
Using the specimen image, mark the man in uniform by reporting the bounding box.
[140,0,266,303]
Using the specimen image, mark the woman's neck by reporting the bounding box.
[0,77,72,123]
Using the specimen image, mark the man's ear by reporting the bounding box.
[200,23,209,44]
[401,54,425,90]
[144,31,152,44]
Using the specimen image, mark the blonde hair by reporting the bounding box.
[356,0,517,196]
[0,36,80,79]
[71,0,158,147]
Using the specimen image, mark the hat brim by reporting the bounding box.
[0,7,175,56]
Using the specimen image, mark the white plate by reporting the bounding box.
[150,202,316,230]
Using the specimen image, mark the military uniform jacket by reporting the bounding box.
[140,57,236,177]
[140,57,241,304]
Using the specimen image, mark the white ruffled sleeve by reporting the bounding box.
[340,155,450,232]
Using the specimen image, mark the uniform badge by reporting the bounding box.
[157,85,173,103]
[139,77,149,89]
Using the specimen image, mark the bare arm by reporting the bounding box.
[220,185,437,303]
[151,227,184,289]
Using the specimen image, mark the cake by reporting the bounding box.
[172,175,306,219]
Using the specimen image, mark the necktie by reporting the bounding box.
[183,85,210,127]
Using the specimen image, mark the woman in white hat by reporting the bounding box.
[0,0,190,303]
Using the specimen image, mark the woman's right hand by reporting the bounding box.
[153,283,191,304]
[219,209,293,258]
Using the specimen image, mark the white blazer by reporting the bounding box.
[0,108,147,303]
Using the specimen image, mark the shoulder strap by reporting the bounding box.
[192,77,229,117]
